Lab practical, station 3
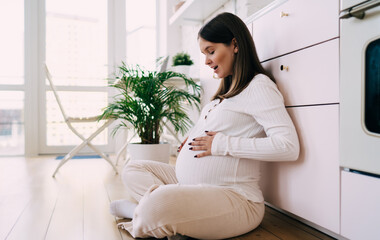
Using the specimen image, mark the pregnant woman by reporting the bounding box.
[110,12,300,239]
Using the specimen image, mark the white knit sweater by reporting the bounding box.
[175,74,300,202]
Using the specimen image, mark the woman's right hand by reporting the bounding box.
[177,137,188,153]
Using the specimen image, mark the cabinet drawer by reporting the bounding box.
[252,0,339,62]
[262,39,339,107]
[260,104,340,233]
[341,171,380,239]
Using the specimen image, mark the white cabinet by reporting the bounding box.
[260,105,340,233]
[249,0,341,235]
[262,39,339,107]
[341,170,380,240]
[169,0,229,26]
[252,0,339,61]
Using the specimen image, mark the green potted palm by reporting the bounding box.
[171,52,194,77]
[100,63,201,163]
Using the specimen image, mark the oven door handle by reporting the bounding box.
[340,0,380,19]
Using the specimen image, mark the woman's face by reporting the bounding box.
[199,37,238,78]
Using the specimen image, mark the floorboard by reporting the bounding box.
[0,156,336,240]
[0,193,31,239]
[260,209,322,240]
[264,207,334,240]
[5,157,59,240]
[83,163,123,240]
[5,188,59,240]
[227,226,281,240]
[44,164,84,240]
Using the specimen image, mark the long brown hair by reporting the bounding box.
[198,12,275,100]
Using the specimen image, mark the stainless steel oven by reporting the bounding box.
[340,0,380,176]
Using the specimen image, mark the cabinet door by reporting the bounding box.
[260,104,340,233]
[341,171,380,240]
[252,0,339,62]
[262,39,339,107]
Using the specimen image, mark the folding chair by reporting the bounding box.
[45,65,118,177]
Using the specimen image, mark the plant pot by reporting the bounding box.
[170,65,191,77]
[128,142,171,163]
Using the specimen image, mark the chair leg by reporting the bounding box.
[52,119,116,177]
[115,141,128,166]
[52,140,88,177]
[87,142,118,175]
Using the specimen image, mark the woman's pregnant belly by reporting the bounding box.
[175,128,238,186]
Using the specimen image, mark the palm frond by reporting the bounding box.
[100,63,202,144]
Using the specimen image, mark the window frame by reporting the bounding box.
[24,0,127,156]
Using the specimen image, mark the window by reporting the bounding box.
[42,0,110,152]
[0,1,24,155]
[364,38,380,134]
[1,0,158,155]
[126,0,156,70]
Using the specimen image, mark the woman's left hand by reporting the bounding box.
[189,131,218,158]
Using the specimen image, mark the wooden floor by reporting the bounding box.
[0,156,336,240]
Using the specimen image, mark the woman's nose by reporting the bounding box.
[204,56,211,65]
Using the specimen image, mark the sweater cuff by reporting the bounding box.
[211,132,228,156]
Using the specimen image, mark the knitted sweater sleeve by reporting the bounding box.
[211,78,300,161]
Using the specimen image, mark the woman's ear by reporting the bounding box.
[232,38,238,53]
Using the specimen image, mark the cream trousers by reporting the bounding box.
[119,160,265,239]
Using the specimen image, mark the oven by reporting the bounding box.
[340,0,380,176]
